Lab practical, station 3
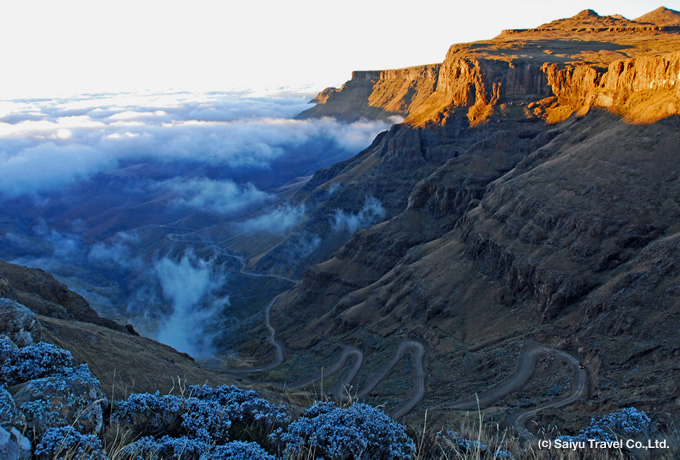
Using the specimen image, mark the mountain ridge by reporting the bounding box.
[3,6,679,442]
[301,7,680,127]
[243,6,680,433]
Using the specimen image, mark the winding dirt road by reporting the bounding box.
[286,346,363,392]
[162,229,297,372]
[431,341,588,438]
[221,253,586,430]
[164,228,585,430]
[506,346,588,439]
[285,340,426,419]
[219,251,300,284]
[356,341,425,419]
[228,292,287,373]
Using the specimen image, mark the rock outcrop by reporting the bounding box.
[0,261,130,334]
[297,64,440,121]
[243,7,680,433]
[303,9,680,127]
[0,426,31,460]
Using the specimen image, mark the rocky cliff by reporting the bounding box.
[303,9,680,127]
[297,64,440,122]
[239,7,680,435]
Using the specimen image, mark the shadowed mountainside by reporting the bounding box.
[235,7,680,434]
[4,6,680,440]
[0,261,253,397]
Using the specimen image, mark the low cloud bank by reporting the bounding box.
[88,231,144,270]
[0,142,112,196]
[154,250,228,359]
[0,92,396,197]
[332,196,386,234]
[238,204,306,234]
[0,92,401,358]
[164,178,272,215]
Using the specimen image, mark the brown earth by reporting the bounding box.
[0,260,129,334]
[299,8,680,127]
[236,7,680,434]
[6,6,680,438]
[0,261,263,399]
[636,6,680,26]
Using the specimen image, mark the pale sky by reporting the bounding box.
[1,0,678,98]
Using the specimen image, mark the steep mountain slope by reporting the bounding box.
[239,8,680,433]
[0,261,129,334]
[300,8,680,126]
[636,6,680,26]
[0,261,248,397]
[297,65,441,122]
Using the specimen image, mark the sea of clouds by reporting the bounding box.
[0,91,398,357]
[0,91,398,197]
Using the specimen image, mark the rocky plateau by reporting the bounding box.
[240,6,680,434]
[4,6,680,445]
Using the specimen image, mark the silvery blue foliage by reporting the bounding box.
[444,431,513,459]
[283,401,416,460]
[67,363,104,388]
[556,407,655,443]
[111,392,184,436]
[121,436,275,460]
[120,435,209,459]
[112,385,288,452]
[1,342,76,385]
[181,397,232,444]
[35,426,107,459]
[0,336,16,359]
[206,440,276,460]
[15,362,106,435]
[187,384,289,428]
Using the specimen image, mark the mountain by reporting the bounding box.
[0,261,248,397]
[297,65,441,122]
[233,7,680,434]
[636,6,680,26]
[300,8,680,126]
[3,6,680,443]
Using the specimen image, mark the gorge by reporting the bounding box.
[3,6,680,458]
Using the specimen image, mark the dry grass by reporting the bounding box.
[412,409,680,460]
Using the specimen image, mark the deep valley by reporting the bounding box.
[3,6,680,459]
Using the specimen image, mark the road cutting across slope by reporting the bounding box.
[162,228,426,413]
[286,346,363,392]
[166,237,585,428]
[431,341,588,438]
[224,292,287,374]
[285,340,426,419]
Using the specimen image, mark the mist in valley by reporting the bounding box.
[0,91,396,357]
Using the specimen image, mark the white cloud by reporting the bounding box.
[0,142,113,196]
[0,92,395,198]
[88,231,143,270]
[154,250,228,359]
[108,110,168,121]
[55,128,72,140]
[165,178,272,215]
[332,196,386,234]
[238,204,306,234]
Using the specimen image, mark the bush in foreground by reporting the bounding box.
[556,407,656,443]
[111,384,289,450]
[283,401,416,459]
[35,426,107,460]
